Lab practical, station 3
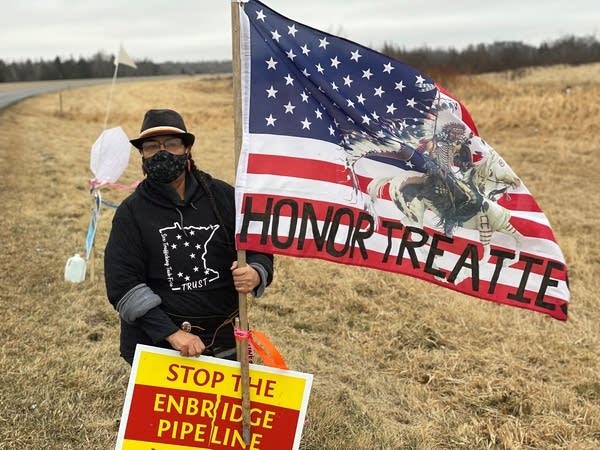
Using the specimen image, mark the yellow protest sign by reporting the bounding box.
[116,345,313,450]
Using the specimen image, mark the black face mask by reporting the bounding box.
[143,150,188,184]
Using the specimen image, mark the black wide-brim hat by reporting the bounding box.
[130,109,195,150]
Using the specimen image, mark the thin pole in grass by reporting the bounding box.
[231,0,252,444]
[87,47,120,284]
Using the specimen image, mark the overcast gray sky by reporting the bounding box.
[1,0,598,63]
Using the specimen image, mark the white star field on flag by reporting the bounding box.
[246,3,437,147]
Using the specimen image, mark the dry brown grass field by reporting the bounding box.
[0,64,599,450]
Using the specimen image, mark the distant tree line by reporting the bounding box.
[0,52,232,82]
[1,34,599,83]
[382,34,600,78]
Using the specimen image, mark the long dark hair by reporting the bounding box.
[189,157,236,252]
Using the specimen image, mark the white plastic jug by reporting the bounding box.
[64,254,87,283]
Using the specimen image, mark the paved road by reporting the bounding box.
[0,76,189,109]
[0,78,114,109]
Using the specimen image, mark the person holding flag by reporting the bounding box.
[104,108,274,364]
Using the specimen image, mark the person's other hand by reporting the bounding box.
[231,261,260,294]
[165,330,206,357]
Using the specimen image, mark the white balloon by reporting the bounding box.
[90,126,131,184]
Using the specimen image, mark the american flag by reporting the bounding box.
[234,0,569,320]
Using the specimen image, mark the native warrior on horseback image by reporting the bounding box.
[395,121,483,238]
[340,102,522,266]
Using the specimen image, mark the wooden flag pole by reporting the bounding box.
[231,1,252,444]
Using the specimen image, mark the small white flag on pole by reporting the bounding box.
[116,45,137,69]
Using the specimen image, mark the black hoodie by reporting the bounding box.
[104,169,273,361]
